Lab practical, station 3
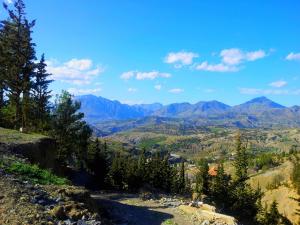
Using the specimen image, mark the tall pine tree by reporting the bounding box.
[0,0,36,129]
[234,132,248,184]
[32,54,52,130]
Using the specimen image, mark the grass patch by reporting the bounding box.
[7,162,68,185]
[4,161,68,185]
[0,127,46,144]
[162,219,178,225]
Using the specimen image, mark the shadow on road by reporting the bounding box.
[93,194,174,225]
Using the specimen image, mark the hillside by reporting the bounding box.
[0,128,243,225]
[0,130,110,225]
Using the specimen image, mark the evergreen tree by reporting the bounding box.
[125,158,140,191]
[210,163,231,208]
[195,159,210,195]
[0,0,36,129]
[259,201,292,225]
[88,139,108,188]
[178,161,186,194]
[172,161,187,194]
[234,132,248,184]
[138,148,147,183]
[32,54,52,130]
[108,153,126,190]
[51,90,92,165]
[230,132,263,221]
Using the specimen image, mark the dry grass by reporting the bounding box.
[263,186,299,224]
[249,160,300,224]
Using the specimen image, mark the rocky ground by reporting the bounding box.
[92,193,237,225]
[0,169,110,225]
[0,168,238,225]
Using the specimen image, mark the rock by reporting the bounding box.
[179,205,238,225]
[77,220,88,225]
[140,191,154,200]
[50,205,66,219]
[20,196,27,201]
[58,188,66,194]
[201,220,210,225]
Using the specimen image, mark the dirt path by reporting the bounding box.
[92,193,195,225]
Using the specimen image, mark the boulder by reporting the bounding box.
[178,205,237,225]
[50,205,66,219]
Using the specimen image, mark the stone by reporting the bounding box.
[77,220,88,225]
[50,205,66,219]
[201,220,210,225]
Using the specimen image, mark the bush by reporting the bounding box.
[6,162,69,185]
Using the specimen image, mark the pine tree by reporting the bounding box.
[32,54,52,130]
[0,0,36,129]
[234,132,248,184]
[195,159,210,195]
[210,163,231,207]
[88,139,108,188]
[108,153,126,190]
[178,161,186,194]
[125,158,140,191]
[51,90,92,165]
[138,148,147,183]
[230,132,263,222]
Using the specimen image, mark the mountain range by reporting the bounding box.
[75,95,300,135]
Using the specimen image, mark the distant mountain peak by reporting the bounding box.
[244,96,285,108]
[248,96,271,103]
[75,94,297,125]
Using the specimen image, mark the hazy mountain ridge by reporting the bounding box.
[75,95,300,135]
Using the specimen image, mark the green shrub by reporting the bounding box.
[6,162,69,185]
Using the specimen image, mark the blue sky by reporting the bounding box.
[1,0,300,106]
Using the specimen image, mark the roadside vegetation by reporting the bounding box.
[0,156,68,185]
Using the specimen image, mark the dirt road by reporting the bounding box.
[92,193,195,225]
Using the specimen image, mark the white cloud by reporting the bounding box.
[221,48,266,65]
[47,58,104,85]
[246,50,266,61]
[286,52,300,61]
[128,88,137,93]
[120,71,171,80]
[220,49,244,65]
[5,0,13,4]
[165,51,199,68]
[136,71,171,80]
[269,80,287,88]
[68,87,102,95]
[120,71,135,80]
[196,62,238,72]
[195,48,267,73]
[64,59,92,70]
[154,84,162,90]
[169,88,184,94]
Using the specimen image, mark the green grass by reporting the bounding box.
[0,127,46,144]
[162,219,178,225]
[0,157,69,185]
[7,162,68,185]
[138,136,167,149]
